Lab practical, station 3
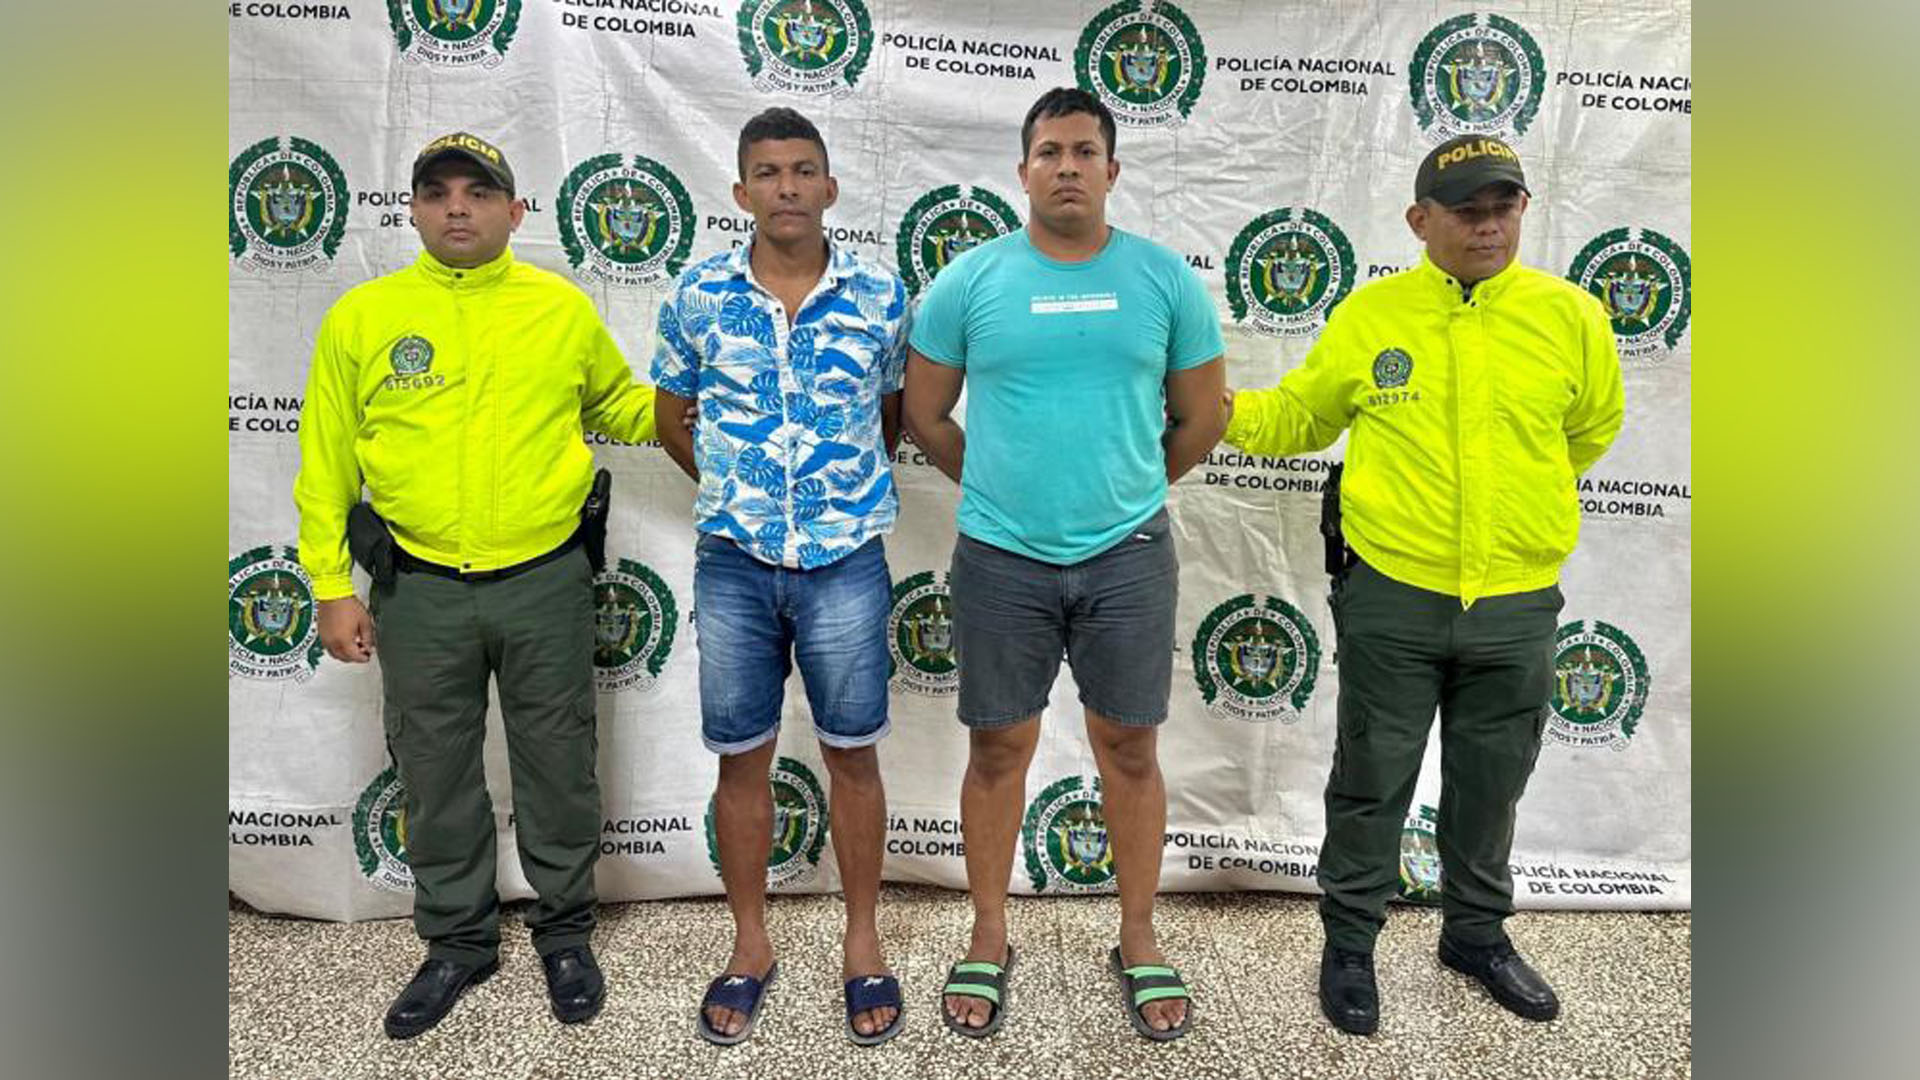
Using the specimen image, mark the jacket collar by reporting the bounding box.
[1414,251,1521,305]
[414,246,515,289]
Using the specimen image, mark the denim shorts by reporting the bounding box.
[948,508,1178,728]
[693,533,893,755]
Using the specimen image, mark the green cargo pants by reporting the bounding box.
[370,547,600,967]
[1317,557,1563,953]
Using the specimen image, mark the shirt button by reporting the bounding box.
[462,562,471,569]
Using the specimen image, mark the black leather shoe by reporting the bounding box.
[1318,944,1379,1035]
[383,957,498,1039]
[1438,935,1560,1021]
[542,945,606,1025]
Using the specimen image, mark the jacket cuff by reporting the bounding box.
[309,573,357,602]
[1222,390,1258,448]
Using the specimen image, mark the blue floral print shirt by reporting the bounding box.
[652,241,909,569]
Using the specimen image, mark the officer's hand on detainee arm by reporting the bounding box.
[682,400,699,432]
[318,596,376,663]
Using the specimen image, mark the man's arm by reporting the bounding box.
[293,310,375,662]
[1224,384,1348,458]
[1565,299,1626,475]
[1163,357,1228,483]
[579,312,657,445]
[880,390,904,457]
[656,387,699,482]
[1222,329,1357,457]
[902,350,965,484]
[876,276,911,460]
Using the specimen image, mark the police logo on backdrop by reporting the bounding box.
[593,558,678,693]
[1568,227,1692,363]
[1225,208,1356,337]
[1192,594,1321,722]
[1546,620,1651,750]
[705,756,830,887]
[1023,776,1116,893]
[1074,0,1207,127]
[558,153,697,287]
[228,546,323,682]
[1372,349,1413,389]
[354,765,414,893]
[228,137,349,273]
[388,0,521,68]
[1409,13,1546,141]
[894,186,1022,298]
[886,571,957,696]
[1398,804,1442,903]
[736,0,874,97]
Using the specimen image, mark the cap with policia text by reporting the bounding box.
[1414,135,1529,206]
[412,132,516,194]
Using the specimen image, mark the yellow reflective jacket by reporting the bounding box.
[295,248,656,601]
[1224,254,1624,605]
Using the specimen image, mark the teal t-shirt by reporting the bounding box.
[909,227,1224,564]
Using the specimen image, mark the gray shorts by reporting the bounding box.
[948,508,1179,728]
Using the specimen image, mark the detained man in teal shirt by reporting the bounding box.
[902,87,1227,1042]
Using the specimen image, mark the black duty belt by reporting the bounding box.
[396,530,582,583]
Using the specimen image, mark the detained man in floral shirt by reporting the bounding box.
[653,107,909,1048]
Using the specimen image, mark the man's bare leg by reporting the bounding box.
[944,717,1042,1029]
[1085,710,1185,1033]
[820,743,895,1037]
[707,739,779,1036]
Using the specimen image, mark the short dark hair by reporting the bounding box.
[1020,87,1117,159]
[737,107,829,178]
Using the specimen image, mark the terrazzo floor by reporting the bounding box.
[229,886,1690,1079]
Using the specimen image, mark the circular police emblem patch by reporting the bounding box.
[228,545,322,682]
[895,185,1021,298]
[736,0,873,97]
[558,153,697,287]
[1546,620,1652,751]
[1568,227,1693,364]
[228,136,349,273]
[705,756,830,888]
[354,764,414,893]
[388,0,520,68]
[1023,775,1116,893]
[886,570,957,696]
[1075,0,1208,127]
[1191,593,1321,723]
[1225,208,1357,337]
[1398,804,1442,903]
[389,336,434,376]
[1408,12,1546,141]
[1372,348,1413,389]
[593,558,678,693]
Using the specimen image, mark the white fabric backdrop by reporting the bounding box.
[229,0,1691,919]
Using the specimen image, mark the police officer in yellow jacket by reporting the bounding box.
[295,133,656,1038]
[1222,135,1624,1034]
